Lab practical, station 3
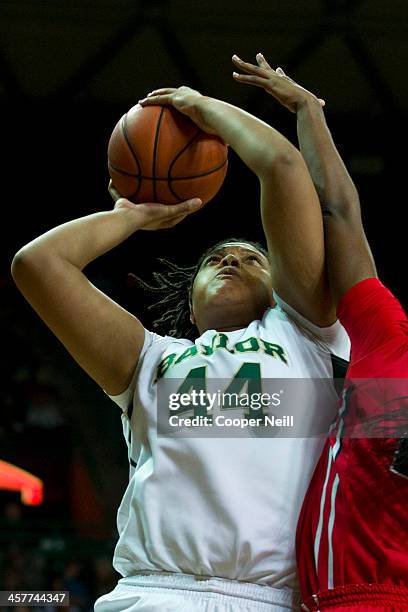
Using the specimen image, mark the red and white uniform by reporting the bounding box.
[297,278,408,611]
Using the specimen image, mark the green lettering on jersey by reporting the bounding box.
[157,335,288,379]
[201,332,234,356]
[235,337,260,353]
[213,332,233,351]
[224,362,264,419]
[174,345,198,365]
[260,339,288,365]
[174,365,209,417]
[156,352,177,380]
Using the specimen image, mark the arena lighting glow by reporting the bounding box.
[0,460,43,505]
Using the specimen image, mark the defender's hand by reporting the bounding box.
[232,53,325,113]
[138,86,218,134]
[108,180,203,231]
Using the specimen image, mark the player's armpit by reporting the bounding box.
[260,152,336,327]
[11,249,145,396]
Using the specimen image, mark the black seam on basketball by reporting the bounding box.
[121,114,142,177]
[168,131,200,178]
[128,187,142,199]
[170,158,228,180]
[168,188,183,202]
[109,159,227,181]
[169,157,227,201]
[121,114,142,198]
[108,162,139,178]
[168,131,200,201]
[109,164,142,200]
[152,107,165,202]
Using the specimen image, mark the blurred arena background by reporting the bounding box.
[0,1,407,609]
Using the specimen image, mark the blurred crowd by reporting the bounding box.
[0,277,67,445]
[0,501,118,610]
[0,277,121,610]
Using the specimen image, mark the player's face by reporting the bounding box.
[190,243,274,332]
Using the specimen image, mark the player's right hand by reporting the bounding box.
[232,53,325,113]
[108,180,203,230]
[138,86,220,135]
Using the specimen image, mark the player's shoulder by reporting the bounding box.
[349,336,408,378]
[141,329,192,361]
[107,329,192,413]
[338,279,408,356]
[339,279,407,326]
[266,294,350,360]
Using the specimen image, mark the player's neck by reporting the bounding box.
[216,323,249,332]
[198,320,251,334]
[195,302,272,336]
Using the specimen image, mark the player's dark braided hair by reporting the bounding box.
[129,237,269,340]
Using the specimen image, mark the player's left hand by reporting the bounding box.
[138,86,218,135]
[232,53,325,113]
[108,180,203,231]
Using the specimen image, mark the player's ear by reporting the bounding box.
[189,310,196,325]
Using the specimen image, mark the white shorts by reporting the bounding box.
[94,573,301,611]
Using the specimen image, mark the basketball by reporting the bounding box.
[107,104,228,205]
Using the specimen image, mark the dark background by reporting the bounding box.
[0,0,407,608]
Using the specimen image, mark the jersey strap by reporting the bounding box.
[330,354,349,396]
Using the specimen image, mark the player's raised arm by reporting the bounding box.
[296,87,377,303]
[139,86,335,326]
[11,190,203,395]
[232,53,377,304]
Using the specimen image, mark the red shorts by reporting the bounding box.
[301,583,408,611]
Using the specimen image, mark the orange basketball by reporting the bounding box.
[108,104,228,205]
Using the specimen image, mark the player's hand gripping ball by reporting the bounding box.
[108,102,228,205]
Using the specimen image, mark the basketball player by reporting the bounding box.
[12,86,350,610]
[232,53,408,610]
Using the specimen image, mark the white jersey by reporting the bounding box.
[107,296,350,591]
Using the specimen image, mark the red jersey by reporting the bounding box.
[297,278,408,607]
